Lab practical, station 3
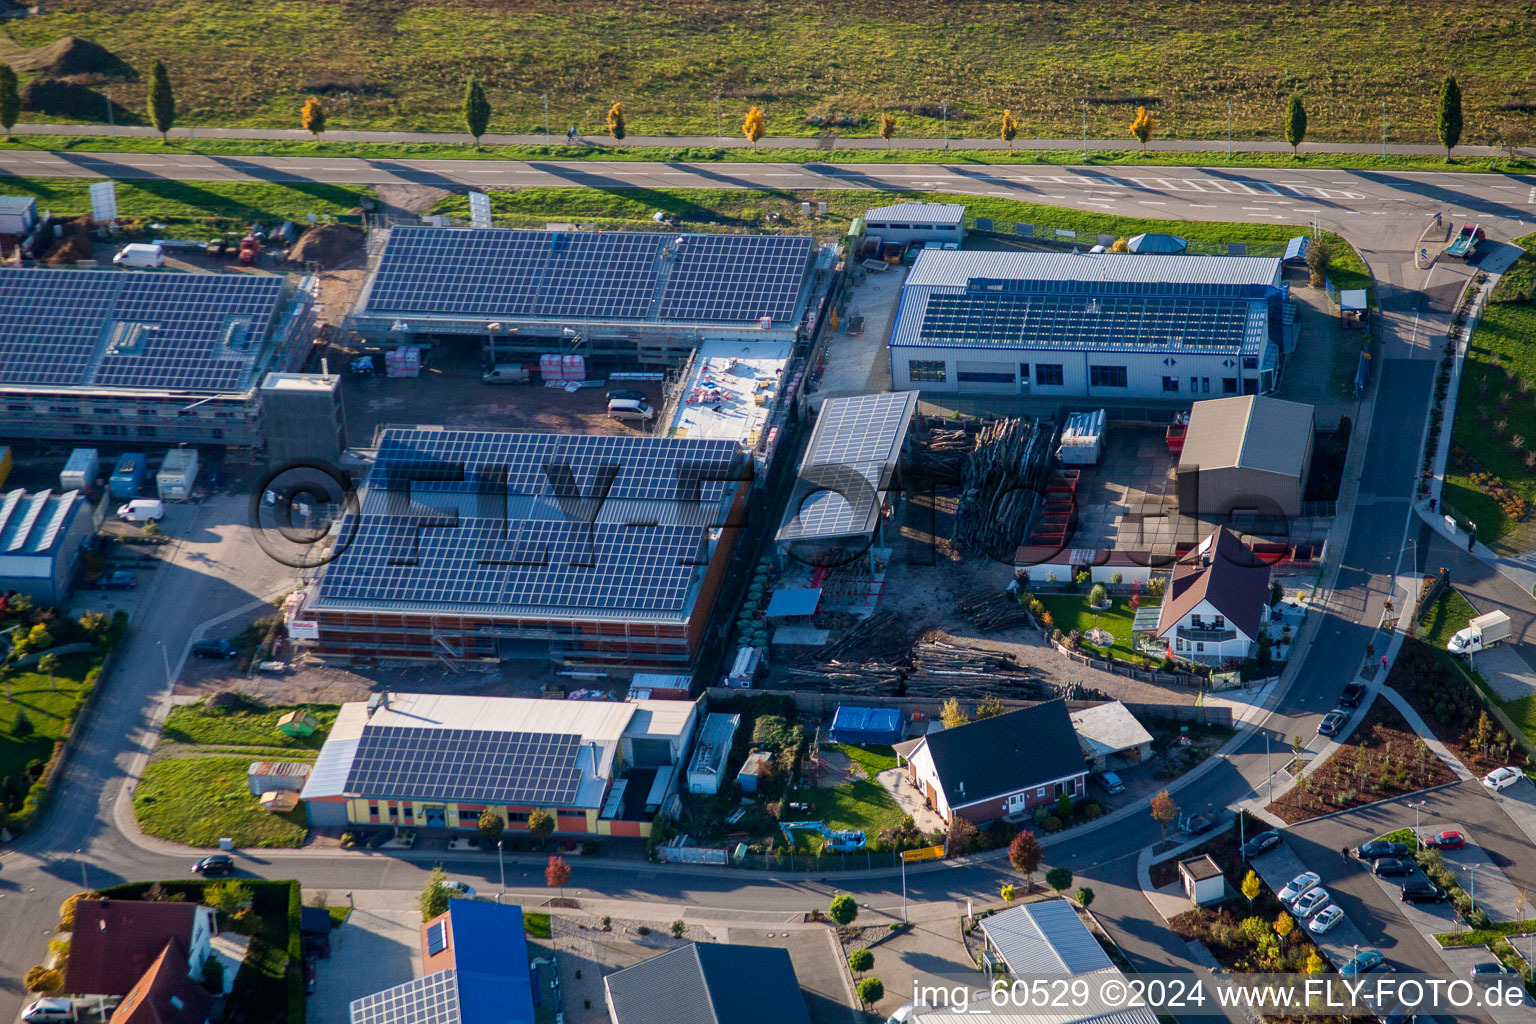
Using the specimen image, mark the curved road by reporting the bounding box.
[1,155,1531,1017]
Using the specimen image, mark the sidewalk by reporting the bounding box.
[3,120,1527,158]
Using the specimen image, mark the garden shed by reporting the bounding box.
[276,711,318,738]
[248,760,312,795]
[827,706,903,745]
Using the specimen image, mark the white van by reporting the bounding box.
[23,999,77,1024]
[117,498,165,522]
[113,243,165,269]
[607,398,656,424]
[481,364,531,385]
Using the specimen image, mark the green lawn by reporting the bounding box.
[0,653,96,810]
[440,187,1370,294]
[524,912,552,939]
[837,743,897,776]
[0,176,370,235]
[0,134,1531,174]
[326,905,351,928]
[161,700,338,751]
[1446,233,1536,549]
[133,756,309,848]
[1034,594,1155,659]
[790,747,905,839]
[6,1,1536,145]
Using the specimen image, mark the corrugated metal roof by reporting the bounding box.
[1179,395,1313,476]
[0,488,82,557]
[904,251,1282,290]
[864,202,966,225]
[300,736,360,800]
[980,900,1116,976]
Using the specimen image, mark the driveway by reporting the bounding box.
[308,906,423,1024]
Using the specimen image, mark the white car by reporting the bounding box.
[22,999,76,1024]
[1309,905,1345,935]
[1482,766,1523,791]
[442,880,476,898]
[1278,871,1321,904]
[1292,887,1332,918]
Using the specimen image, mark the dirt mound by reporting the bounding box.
[5,36,132,77]
[41,216,96,265]
[21,77,127,121]
[286,222,364,269]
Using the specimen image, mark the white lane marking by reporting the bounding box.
[1241,206,1273,211]
[1041,194,1067,199]
[1293,208,1321,213]
[1181,179,1210,192]
[1248,213,1285,219]
[1369,211,1389,215]
[1528,187,1536,204]
[1138,201,1167,206]
[1187,204,1218,208]
[1490,184,1519,190]
[988,191,1012,196]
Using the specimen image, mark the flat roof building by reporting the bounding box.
[0,488,93,606]
[0,268,317,447]
[302,692,698,837]
[292,427,750,667]
[667,340,798,469]
[862,202,966,247]
[349,227,822,362]
[888,251,1284,400]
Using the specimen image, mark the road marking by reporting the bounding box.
[1241,206,1273,211]
[1187,204,1218,208]
[988,191,1012,196]
[1490,184,1519,190]
[1138,201,1167,206]
[1248,213,1285,218]
[1041,194,1067,199]
[1529,187,1536,205]
[1369,211,1389,215]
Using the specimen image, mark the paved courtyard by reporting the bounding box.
[308,906,423,1024]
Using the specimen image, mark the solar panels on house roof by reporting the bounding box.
[345,726,585,805]
[350,971,461,1024]
[0,268,287,392]
[917,291,1254,350]
[311,429,744,619]
[360,227,814,326]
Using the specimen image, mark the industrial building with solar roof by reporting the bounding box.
[288,426,750,666]
[347,226,826,366]
[301,692,698,836]
[887,250,1284,400]
[0,267,318,447]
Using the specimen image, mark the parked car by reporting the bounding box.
[606,398,656,424]
[442,880,476,898]
[1372,857,1413,878]
[1183,812,1220,834]
[1470,962,1518,980]
[1423,829,1465,849]
[1096,771,1125,795]
[191,638,239,659]
[1481,766,1523,791]
[99,571,137,590]
[1400,881,1448,903]
[1278,871,1320,904]
[1356,840,1409,860]
[192,854,234,876]
[22,999,76,1023]
[1308,905,1344,934]
[1339,682,1367,708]
[605,388,646,402]
[1317,709,1349,736]
[1341,948,1386,976]
[1292,887,1331,918]
[1240,830,1282,859]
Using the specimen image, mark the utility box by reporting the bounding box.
[156,448,200,500]
[60,448,100,493]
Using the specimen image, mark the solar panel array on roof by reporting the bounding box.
[778,392,918,542]
[805,392,915,467]
[351,971,460,1024]
[313,429,742,618]
[346,725,585,805]
[0,268,286,391]
[918,292,1252,350]
[362,227,812,326]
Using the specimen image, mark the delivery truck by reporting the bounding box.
[1446,610,1512,655]
[109,453,147,499]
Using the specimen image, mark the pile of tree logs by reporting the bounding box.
[913,427,974,476]
[957,586,1036,632]
[952,417,1054,561]
[806,608,911,665]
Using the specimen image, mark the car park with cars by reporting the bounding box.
[99,571,137,590]
[1341,948,1387,976]
[1400,881,1448,903]
[1317,709,1349,736]
[1372,857,1413,877]
[1291,887,1331,918]
[1422,829,1464,849]
[1481,766,1523,791]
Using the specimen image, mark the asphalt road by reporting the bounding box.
[0,156,1521,1020]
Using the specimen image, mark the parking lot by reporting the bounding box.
[308,905,423,1024]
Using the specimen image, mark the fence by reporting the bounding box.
[967,216,1288,259]
[703,688,1231,728]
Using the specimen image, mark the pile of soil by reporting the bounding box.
[21,77,126,120]
[286,223,364,269]
[4,35,132,77]
[41,216,97,264]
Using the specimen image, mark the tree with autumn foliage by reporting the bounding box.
[606,101,626,142]
[878,113,896,148]
[1129,106,1155,151]
[1000,109,1018,148]
[302,97,326,137]
[742,106,766,147]
[1149,789,1177,840]
[545,855,571,895]
[1008,829,1043,891]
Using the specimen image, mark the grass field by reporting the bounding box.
[0,175,370,232]
[442,186,1371,293]
[133,756,310,848]
[789,744,905,839]
[1,135,1532,173]
[1446,233,1536,548]
[0,654,95,809]
[523,912,552,939]
[161,700,339,751]
[6,2,1536,144]
[1034,595,1148,659]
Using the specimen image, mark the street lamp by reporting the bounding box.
[1461,863,1477,917]
[497,838,506,903]
[715,94,723,143]
[1382,101,1387,159]
[942,99,948,151]
[542,93,550,144]
[1227,98,1233,157]
[1081,100,1088,161]
[76,848,88,891]
[155,639,171,687]
[1408,800,1425,845]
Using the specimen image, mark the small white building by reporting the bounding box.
[686,713,740,794]
[1179,854,1226,905]
[0,195,38,236]
[862,202,966,247]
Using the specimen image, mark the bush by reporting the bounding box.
[202,955,225,994]
[58,891,98,931]
[1088,583,1108,606]
[857,977,885,1005]
[848,948,874,974]
[24,966,62,992]
[670,919,685,938]
[828,893,859,926]
[637,925,651,936]
[1147,576,1167,597]
[1040,814,1063,832]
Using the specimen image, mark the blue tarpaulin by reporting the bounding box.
[828,706,904,745]
[766,588,822,617]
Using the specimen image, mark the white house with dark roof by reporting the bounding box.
[905,700,1088,825]
[1154,527,1272,665]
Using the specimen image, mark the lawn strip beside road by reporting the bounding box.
[133,756,310,848]
[1,134,1531,173]
[162,699,338,751]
